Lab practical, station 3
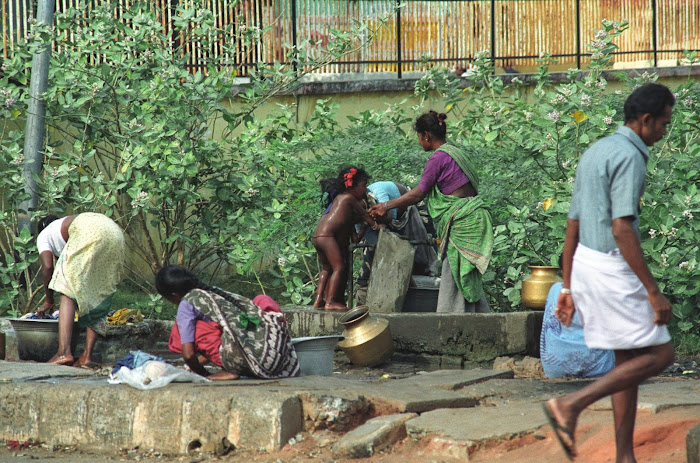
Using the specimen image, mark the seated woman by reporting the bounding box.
[540,281,615,379]
[156,265,299,380]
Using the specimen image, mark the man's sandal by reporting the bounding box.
[542,402,577,461]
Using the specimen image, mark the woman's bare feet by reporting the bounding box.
[48,354,74,366]
[324,301,347,311]
[313,295,325,309]
[208,370,240,381]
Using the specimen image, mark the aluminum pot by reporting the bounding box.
[9,319,79,362]
[337,306,393,367]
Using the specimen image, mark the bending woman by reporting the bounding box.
[36,213,125,366]
[369,111,493,313]
[156,265,299,380]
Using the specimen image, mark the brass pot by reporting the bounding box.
[337,306,393,367]
[521,266,562,310]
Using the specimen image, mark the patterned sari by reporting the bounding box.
[183,288,300,378]
[426,143,494,303]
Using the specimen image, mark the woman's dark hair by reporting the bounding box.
[414,110,448,140]
[155,265,247,311]
[319,165,370,208]
[36,215,60,237]
[624,83,675,123]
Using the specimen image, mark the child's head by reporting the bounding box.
[155,265,201,303]
[319,165,370,207]
[339,166,369,199]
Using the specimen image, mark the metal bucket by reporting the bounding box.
[292,336,343,376]
[8,319,79,362]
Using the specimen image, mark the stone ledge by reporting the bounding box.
[283,308,543,363]
[231,65,700,96]
[2,309,543,365]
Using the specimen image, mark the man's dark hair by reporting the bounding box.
[624,83,675,123]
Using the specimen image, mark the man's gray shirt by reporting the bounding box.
[568,125,649,253]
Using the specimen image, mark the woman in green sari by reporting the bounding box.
[369,111,493,313]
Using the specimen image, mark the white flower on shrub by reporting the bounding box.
[246,187,259,196]
[679,261,696,271]
[682,210,694,220]
[278,257,287,268]
[12,154,24,165]
[547,110,560,122]
[595,30,607,38]
[130,191,149,209]
[581,94,592,106]
[596,80,606,88]
[661,253,669,267]
[603,116,613,125]
[591,39,606,49]
[684,96,693,106]
[648,229,657,238]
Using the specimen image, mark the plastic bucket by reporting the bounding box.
[292,336,343,376]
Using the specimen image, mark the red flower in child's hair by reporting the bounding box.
[343,168,357,188]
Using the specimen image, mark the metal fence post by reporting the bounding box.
[291,0,298,73]
[396,0,402,79]
[651,0,658,67]
[575,0,581,69]
[490,0,495,63]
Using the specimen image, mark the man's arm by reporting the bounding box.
[612,216,672,325]
[556,218,579,327]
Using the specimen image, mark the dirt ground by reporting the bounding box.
[2,403,698,463]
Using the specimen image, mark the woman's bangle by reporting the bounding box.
[560,288,572,295]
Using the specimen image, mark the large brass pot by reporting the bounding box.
[521,266,562,310]
[337,306,393,367]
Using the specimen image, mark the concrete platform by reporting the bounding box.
[1,361,698,460]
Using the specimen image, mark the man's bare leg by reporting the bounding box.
[611,350,639,463]
[48,295,77,365]
[546,342,674,457]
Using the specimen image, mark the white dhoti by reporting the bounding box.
[571,244,671,350]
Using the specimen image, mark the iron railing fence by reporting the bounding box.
[2,0,699,78]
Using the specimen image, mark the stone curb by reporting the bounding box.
[0,383,302,454]
[331,413,417,459]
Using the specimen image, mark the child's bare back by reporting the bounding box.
[313,192,364,243]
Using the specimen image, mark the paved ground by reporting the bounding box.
[1,359,699,462]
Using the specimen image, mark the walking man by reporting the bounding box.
[543,83,676,462]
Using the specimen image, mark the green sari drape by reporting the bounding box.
[426,143,494,302]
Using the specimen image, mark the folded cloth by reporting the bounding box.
[111,350,164,375]
[107,308,144,325]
